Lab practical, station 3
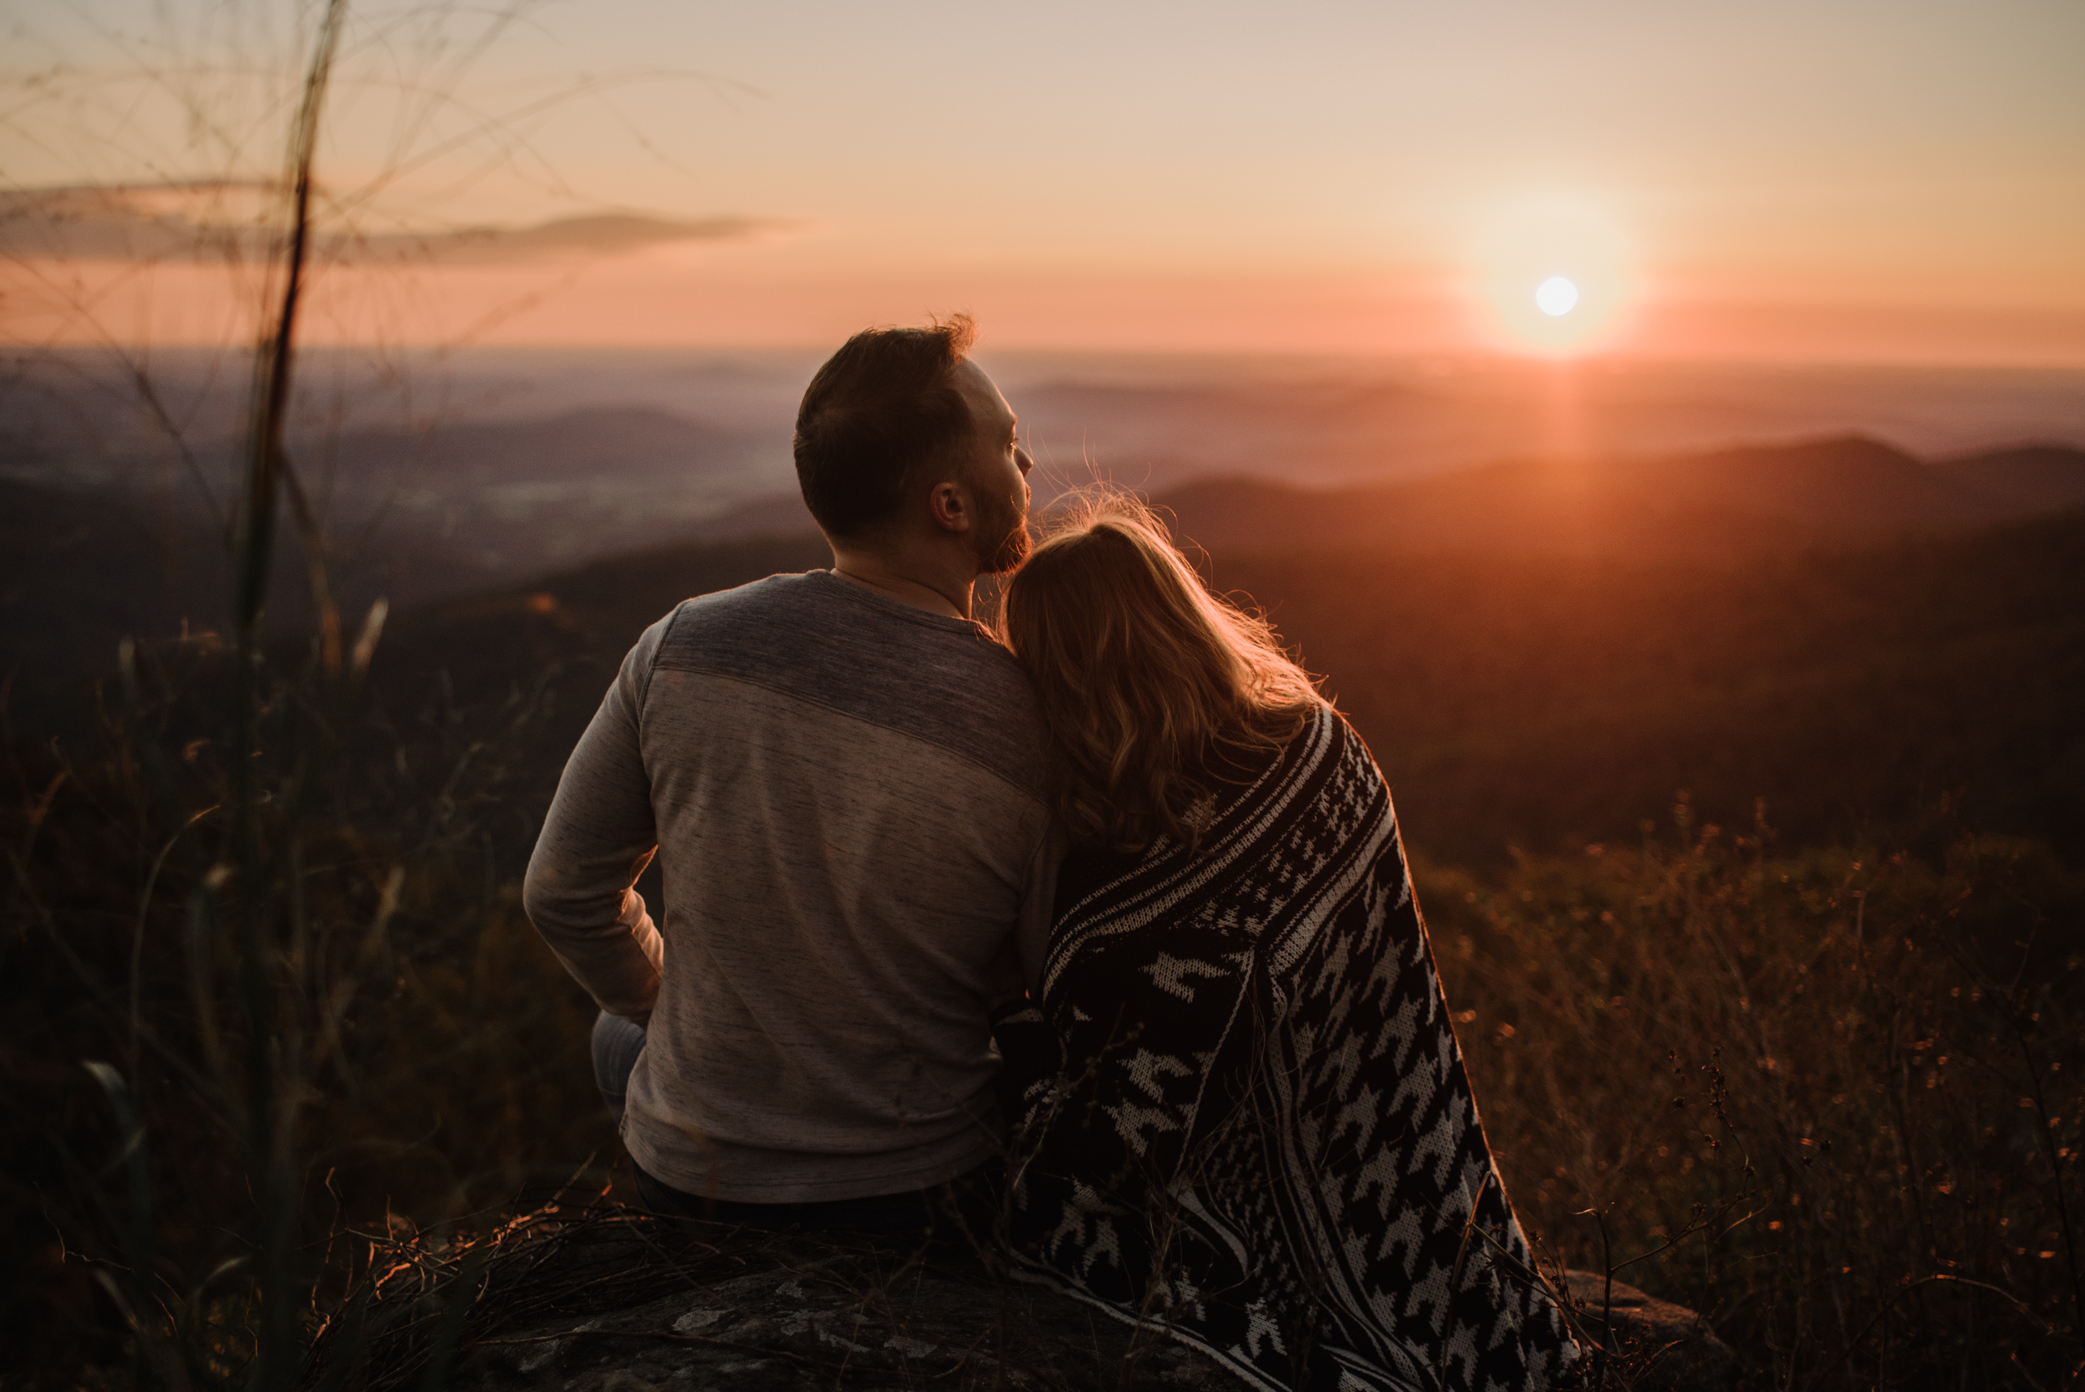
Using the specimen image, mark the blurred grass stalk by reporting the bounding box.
[228,4,348,1382]
[0,3,625,1385]
[86,3,365,1384]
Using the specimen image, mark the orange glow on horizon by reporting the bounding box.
[5,249,2083,368]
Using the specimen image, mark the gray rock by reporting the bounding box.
[310,1211,1238,1391]
[308,1212,1737,1391]
[1558,1270,1741,1392]
[453,1246,1233,1390]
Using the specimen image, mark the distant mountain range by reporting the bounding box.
[8,431,2083,699]
[1154,437,2085,559]
[8,428,2083,870]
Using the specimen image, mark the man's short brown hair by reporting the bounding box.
[793,315,978,540]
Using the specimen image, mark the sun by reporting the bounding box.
[1536,276,1579,316]
[1469,198,1636,355]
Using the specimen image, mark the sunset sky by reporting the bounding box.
[5,0,2082,361]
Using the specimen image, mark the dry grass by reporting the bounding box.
[0,632,618,1389]
[1420,806,2084,1389]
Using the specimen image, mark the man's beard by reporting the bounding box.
[973,482,1031,574]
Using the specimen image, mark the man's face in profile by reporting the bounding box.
[950,359,1034,574]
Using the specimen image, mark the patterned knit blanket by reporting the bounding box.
[994,705,1577,1392]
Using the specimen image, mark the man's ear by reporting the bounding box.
[927,479,973,535]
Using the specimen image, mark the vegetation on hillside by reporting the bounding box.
[7,675,2082,1386]
[1426,820,2083,1389]
[337,502,2085,877]
[1214,513,2085,867]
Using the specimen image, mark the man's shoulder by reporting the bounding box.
[653,570,832,639]
[646,572,1046,796]
[651,571,1023,685]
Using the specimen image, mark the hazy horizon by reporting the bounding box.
[8,345,2082,493]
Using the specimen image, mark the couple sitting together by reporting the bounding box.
[523,317,1577,1392]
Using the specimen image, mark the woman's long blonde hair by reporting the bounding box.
[1002,496,1320,851]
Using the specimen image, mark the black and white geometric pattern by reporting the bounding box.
[995,705,1578,1392]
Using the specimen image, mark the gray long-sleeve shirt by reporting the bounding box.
[523,570,1056,1203]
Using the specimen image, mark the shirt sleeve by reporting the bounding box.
[522,611,675,1025]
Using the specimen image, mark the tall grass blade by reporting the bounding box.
[83,1060,183,1391]
[227,4,348,1382]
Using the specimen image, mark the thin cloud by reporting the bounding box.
[0,181,785,265]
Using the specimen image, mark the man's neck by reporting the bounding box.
[827,544,975,621]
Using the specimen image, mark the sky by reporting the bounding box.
[3,0,2082,361]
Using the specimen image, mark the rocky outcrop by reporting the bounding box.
[1557,1270,1742,1392]
[452,1240,1225,1390]
[310,1208,1738,1391]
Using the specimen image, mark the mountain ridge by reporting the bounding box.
[1153,435,2085,559]
[351,501,2085,872]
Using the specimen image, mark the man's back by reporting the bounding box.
[524,570,1051,1203]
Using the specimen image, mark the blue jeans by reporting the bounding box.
[588,1009,999,1238]
[591,1009,648,1121]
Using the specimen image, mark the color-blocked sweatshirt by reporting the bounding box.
[523,570,1055,1203]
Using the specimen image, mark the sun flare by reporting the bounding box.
[1470,199,1635,355]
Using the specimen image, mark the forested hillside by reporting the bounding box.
[348,503,2085,872]
[9,434,2083,868]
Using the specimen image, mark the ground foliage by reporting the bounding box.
[0,632,617,1386]
[4,623,2081,1388]
[1422,813,2084,1389]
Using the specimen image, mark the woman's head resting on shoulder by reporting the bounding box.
[1002,494,1321,852]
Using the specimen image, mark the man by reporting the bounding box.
[522,316,1051,1232]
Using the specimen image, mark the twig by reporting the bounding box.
[2014,1029,2085,1348]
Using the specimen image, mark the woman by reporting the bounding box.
[994,499,1577,1392]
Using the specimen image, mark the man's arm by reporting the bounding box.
[522,613,674,1024]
